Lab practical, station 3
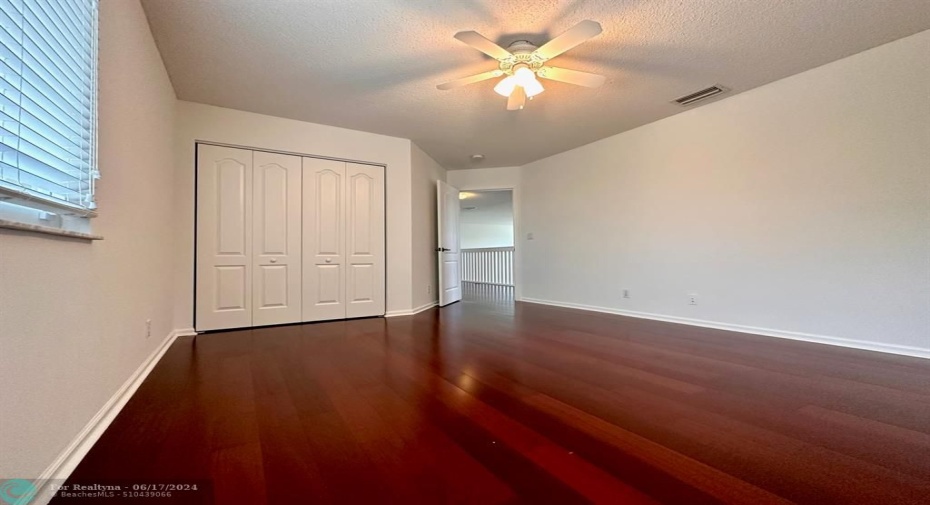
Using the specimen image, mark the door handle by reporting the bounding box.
[270,258,278,263]
[435,247,451,252]
[325,258,332,263]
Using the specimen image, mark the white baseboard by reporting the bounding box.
[520,298,930,360]
[385,301,439,317]
[32,327,197,505]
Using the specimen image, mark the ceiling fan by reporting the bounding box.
[437,20,606,111]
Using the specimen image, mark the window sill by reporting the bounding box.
[0,218,103,241]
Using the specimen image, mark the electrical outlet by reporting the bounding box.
[526,232,534,240]
[427,284,432,294]
[622,289,630,299]
[688,294,698,306]
[145,319,152,338]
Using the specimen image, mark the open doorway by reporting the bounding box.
[459,189,514,302]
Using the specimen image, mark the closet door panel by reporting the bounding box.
[196,145,253,331]
[303,158,346,321]
[316,264,342,303]
[345,163,385,318]
[252,151,302,326]
[215,266,248,310]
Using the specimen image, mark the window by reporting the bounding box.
[0,0,98,217]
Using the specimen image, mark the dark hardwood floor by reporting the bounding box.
[59,284,930,504]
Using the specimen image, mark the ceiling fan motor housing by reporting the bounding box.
[506,40,538,54]
[499,40,545,75]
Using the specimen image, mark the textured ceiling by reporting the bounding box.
[141,0,930,169]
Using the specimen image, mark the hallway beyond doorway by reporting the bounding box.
[459,190,514,288]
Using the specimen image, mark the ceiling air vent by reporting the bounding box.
[673,85,728,106]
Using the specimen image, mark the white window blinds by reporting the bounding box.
[0,0,98,215]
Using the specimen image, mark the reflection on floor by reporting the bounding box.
[463,281,514,314]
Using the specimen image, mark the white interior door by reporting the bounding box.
[302,158,346,321]
[437,180,462,306]
[252,151,302,326]
[345,163,385,318]
[196,145,253,331]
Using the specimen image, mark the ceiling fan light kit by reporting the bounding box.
[437,20,606,111]
[493,64,544,98]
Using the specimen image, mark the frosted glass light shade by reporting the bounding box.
[494,76,517,97]
[523,78,544,97]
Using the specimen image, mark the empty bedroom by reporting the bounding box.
[0,0,928,504]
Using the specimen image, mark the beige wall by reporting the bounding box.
[518,31,930,356]
[410,144,446,311]
[0,0,178,478]
[447,166,521,192]
[172,101,416,326]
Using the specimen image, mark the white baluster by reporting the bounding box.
[495,250,501,284]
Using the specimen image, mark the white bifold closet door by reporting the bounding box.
[196,146,302,331]
[196,145,254,331]
[302,158,345,321]
[303,159,385,321]
[252,151,302,326]
[345,163,385,318]
[197,145,383,331]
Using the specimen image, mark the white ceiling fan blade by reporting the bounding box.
[437,70,504,90]
[533,20,602,61]
[537,66,606,88]
[506,86,526,111]
[454,31,513,60]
